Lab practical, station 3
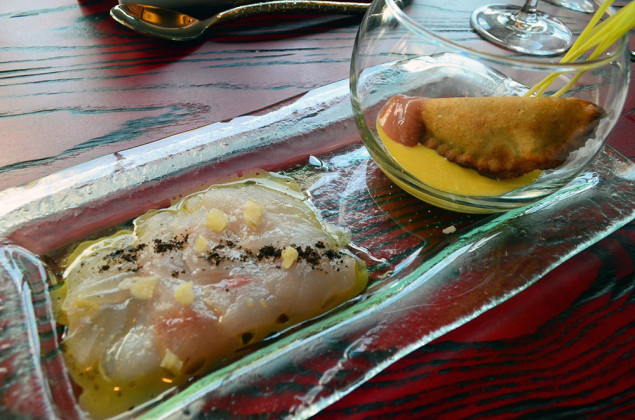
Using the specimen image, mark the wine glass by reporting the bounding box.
[350,0,629,213]
[470,0,573,56]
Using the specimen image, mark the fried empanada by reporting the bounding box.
[379,95,603,179]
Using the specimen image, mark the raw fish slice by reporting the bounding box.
[58,174,368,418]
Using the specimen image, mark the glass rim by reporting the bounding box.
[383,0,629,70]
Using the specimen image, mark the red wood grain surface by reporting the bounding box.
[316,222,635,419]
[1,0,362,189]
[1,0,633,418]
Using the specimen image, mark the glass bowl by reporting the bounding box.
[350,0,630,213]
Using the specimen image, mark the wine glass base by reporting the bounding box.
[471,5,573,56]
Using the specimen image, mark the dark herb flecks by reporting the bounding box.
[154,234,189,253]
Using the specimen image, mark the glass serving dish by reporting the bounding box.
[0,79,633,419]
[350,0,630,213]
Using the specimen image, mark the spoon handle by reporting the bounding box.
[211,0,370,24]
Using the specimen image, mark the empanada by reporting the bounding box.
[378,95,603,179]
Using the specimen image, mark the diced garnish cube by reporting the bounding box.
[193,235,208,253]
[118,276,158,300]
[174,281,194,305]
[281,246,299,269]
[205,208,228,232]
[160,349,183,375]
[442,225,457,234]
[129,276,158,300]
[244,200,264,229]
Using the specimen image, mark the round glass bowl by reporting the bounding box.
[350,0,630,213]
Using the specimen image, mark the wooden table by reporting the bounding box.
[1,0,633,418]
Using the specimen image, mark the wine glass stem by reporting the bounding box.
[514,0,541,30]
[520,0,539,14]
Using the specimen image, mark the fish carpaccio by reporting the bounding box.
[57,174,368,418]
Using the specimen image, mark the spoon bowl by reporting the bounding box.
[111,2,370,41]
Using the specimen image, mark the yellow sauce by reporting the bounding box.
[377,123,541,197]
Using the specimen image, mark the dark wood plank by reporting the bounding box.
[0,0,362,189]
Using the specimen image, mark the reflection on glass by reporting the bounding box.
[470,0,573,56]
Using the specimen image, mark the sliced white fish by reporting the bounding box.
[58,174,367,418]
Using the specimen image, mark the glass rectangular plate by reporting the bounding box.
[0,79,634,419]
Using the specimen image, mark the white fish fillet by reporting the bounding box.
[58,174,367,418]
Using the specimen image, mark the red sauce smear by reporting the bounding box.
[377,94,426,147]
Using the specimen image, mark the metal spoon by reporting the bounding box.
[111,2,370,41]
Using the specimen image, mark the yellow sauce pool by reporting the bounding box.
[377,123,541,197]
